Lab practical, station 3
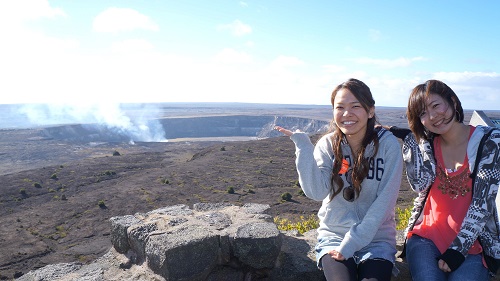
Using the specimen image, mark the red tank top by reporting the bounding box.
[409,126,482,255]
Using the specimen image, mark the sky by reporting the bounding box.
[1,0,499,110]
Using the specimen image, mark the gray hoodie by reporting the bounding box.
[290,128,403,259]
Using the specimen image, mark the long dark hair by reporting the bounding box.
[328,78,379,201]
[406,79,464,143]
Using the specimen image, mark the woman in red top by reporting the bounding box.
[387,80,500,281]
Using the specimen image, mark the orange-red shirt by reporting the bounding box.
[409,126,482,255]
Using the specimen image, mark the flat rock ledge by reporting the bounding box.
[17,203,415,281]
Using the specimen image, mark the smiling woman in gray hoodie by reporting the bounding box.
[275,78,403,281]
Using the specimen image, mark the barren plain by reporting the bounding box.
[0,103,497,279]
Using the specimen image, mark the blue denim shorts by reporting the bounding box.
[315,235,397,269]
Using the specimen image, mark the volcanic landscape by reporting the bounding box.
[0,103,496,279]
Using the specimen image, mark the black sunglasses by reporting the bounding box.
[343,185,355,202]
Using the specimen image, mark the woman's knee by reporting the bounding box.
[321,256,357,281]
[358,258,393,281]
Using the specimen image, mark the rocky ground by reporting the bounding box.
[0,131,414,279]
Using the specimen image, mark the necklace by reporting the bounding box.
[436,163,471,199]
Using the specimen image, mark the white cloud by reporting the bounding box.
[432,71,500,110]
[323,64,346,73]
[269,55,304,69]
[93,7,159,33]
[0,0,66,24]
[0,0,78,105]
[245,41,255,47]
[432,71,500,82]
[110,39,155,53]
[213,48,253,64]
[352,56,426,68]
[365,77,415,107]
[217,20,252,37]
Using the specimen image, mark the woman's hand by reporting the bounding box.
[328,249,345,261]
[274,126,293,137]
[375,124,392,131]
[438,259,451,272]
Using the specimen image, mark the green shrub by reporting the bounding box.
[19,188,27,196]
[98,200,106,208]
[103,170,116,176]
[227,186,235,194]
[220,146,226,151]
[160,178,170,185]
[396,206,412,230]
[112,150,121,156]
[281,192,292,202]
[50,173,58,180]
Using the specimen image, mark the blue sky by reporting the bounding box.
[1,0,499,110]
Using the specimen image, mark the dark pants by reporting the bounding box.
[321,255,393,281]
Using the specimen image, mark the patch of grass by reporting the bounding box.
[274,214,319,234]
[54,225,67,239]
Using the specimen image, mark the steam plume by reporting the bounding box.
[16,103,167,142]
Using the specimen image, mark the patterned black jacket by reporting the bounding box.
[393,125,500,272]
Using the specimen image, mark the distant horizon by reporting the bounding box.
[1,101,498,112]
[1,102,498,132]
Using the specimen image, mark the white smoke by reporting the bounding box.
[16,102,167,142]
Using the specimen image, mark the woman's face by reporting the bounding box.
[419,93,455,135]
[333,88,373,141]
